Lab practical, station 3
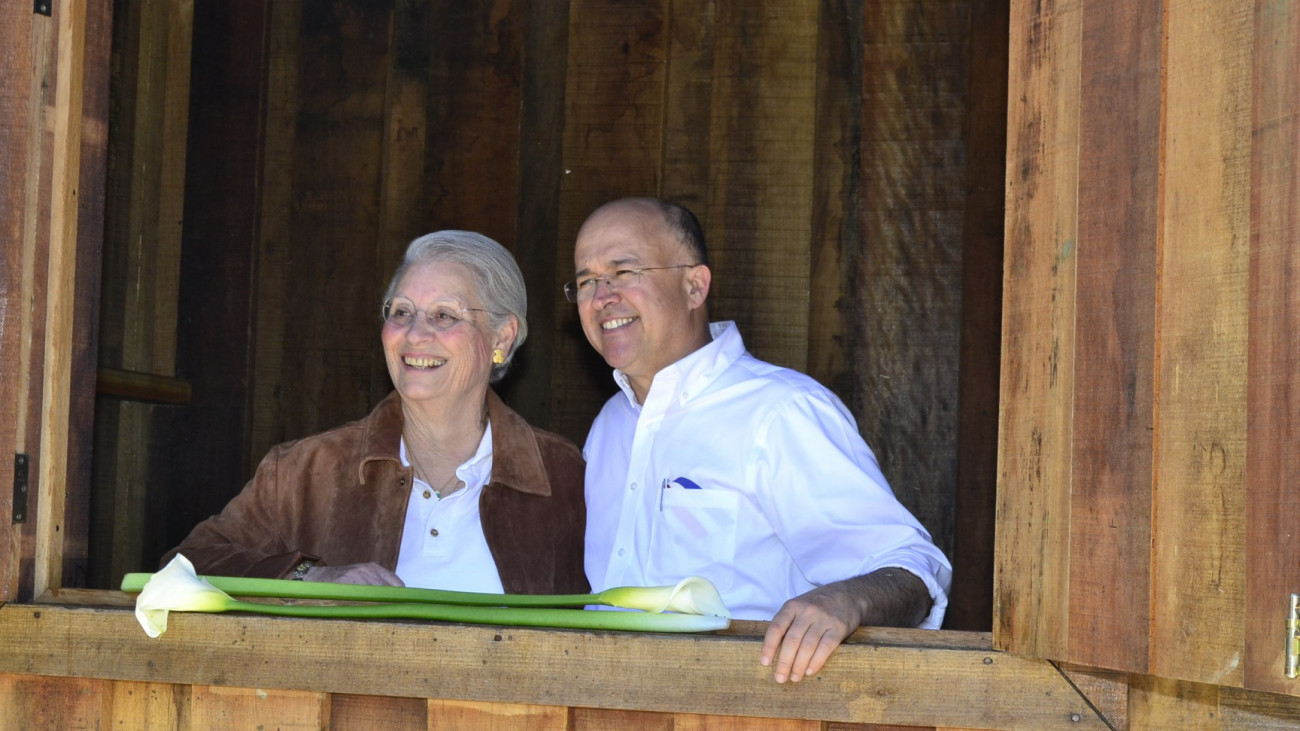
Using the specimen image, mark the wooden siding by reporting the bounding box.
[995,0,1300,697]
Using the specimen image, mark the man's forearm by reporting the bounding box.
[840,567,932,628]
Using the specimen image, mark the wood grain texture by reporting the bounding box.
[249,0,302,466]
[1246,0,1300,697]
[855,0,969,557]
[1068,0,1161,672]
[109,680,189,730]
[994,0,1081,659]
[808,0,862,403]
[1152,0,1251,687]
[552,0,669,442]
[36,0,93,598]
[0,6,49,602]
[428,699,568,730]
[331,693,427,731]
[189,685,326,729]
[501,0,569,429]
[280,0,391,440]
[0,674,111,730]
[705,0,817,373]
[0,605,1109,730]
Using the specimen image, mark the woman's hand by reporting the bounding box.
[302,562,405,586]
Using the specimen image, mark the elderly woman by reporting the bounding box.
[166,231,587,594]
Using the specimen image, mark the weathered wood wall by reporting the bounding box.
[89,0,1006,630]
[996,0,1300,698]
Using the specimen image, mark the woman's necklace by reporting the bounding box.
[406,443,463,499]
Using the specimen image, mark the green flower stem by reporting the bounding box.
[208,598,729,632]
[124,573,647,610]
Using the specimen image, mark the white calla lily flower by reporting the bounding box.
[134,554,234,638]
[596,576,731,617]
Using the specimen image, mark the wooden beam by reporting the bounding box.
[35,0,92,599]
[0,604,1108,731]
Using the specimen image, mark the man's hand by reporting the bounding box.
[302,562,405,586]
[759,568,931,683]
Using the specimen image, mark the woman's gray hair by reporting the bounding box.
[383,230,528,383]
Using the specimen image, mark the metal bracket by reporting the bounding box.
[34,0,51,16]
[12,454,28,523]
[1288,594,1299,679]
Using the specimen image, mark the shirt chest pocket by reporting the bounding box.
[650,488,739,588]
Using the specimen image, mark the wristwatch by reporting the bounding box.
[290,560,316,581]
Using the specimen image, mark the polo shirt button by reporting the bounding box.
[617,548,625,557]
[430,528,439,537]
[630,482,638,491]
[422,490,432,499]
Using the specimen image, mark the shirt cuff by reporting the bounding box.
[859,550,953,630]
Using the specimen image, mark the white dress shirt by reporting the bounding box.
[396,423,504,593]
[584,321,952,627]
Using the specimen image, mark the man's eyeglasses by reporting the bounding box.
[382,297,497,331]
[563,264,697,304]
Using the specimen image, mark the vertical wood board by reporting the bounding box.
[552,0,670,442]
[1246,0,1300,696]
[1152,0,1251,686]
[705,0,817,372]
[994,0,1082,659]
[1068,0,1162,672]
[855,0,969,554]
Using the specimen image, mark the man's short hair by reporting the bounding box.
[657,200,709,267]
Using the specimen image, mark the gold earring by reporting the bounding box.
[492,349,505,365]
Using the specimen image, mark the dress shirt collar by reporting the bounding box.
[612,321,746,410]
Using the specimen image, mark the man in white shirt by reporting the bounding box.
[569,197,953,683]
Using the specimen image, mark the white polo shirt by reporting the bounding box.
[583,321,952,627]
[395,424,504,593]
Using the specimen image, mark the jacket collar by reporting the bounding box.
[358,389,550,497]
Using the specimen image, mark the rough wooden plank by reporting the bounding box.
[672,714,821,730]
[502,0,569,430]
[552,0,669,442]
[1245,0,1300,697]
[189,685,326,729]
[660,0,716,215]
[1057,663,1128,731]
[1068,0,1161,672]
[330,693,428,731]
[0,604,1110,730]
[855,0,969,557]
[0,4,51,603]
[0,674,111,729]
[1151,0,1251,687]
[280,0,391,440]
[705,0,817,372]
[993,0,1081,659]
[1129,675,1221,731]
[573,707,675,730]
[428,699,567,730]
[35,0,92,598]
[248,0,301,464]
[109,680,189,730]
[947,0,1008,632]
[807,0,861,402]
[423,0,525,242]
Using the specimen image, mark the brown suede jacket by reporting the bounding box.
[165,390,589,595]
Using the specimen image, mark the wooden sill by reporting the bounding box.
[0,596,1106,730]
